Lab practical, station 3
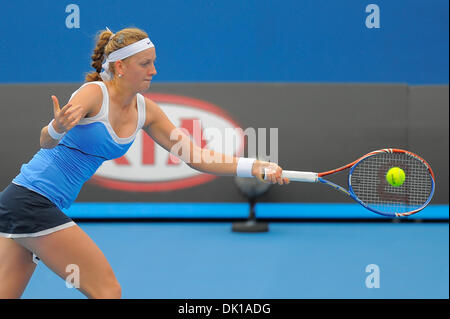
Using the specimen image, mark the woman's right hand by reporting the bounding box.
[252,160,290,185]
[51,95,84,133]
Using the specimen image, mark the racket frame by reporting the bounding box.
[281,148,435,217]
[346,148,435,217]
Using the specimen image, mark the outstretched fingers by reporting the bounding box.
[65,106,84,130]
[51,95,61,116]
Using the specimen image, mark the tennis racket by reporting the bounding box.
[267,149,435,217]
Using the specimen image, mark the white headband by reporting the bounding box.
[100,37,155,81]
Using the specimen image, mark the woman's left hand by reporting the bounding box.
[251,160,290,185]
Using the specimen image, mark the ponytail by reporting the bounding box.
[85,30,113,82]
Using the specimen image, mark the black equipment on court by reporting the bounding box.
[232,176,271,233]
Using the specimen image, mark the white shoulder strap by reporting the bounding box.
[136,93,147,130]
[75,81,108,124]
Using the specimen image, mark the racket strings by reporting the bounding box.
[350,153,432,214]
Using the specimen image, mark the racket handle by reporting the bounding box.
[281,170,318,183]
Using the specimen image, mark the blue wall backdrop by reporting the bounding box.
[0,0,448,84]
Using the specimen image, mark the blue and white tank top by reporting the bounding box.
[13,81,146,209]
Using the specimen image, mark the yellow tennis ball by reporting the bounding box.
[386,167,405,187]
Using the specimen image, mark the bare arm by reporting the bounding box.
[40,125,61,149]
[142,97,289,184]
[40,84,101,149]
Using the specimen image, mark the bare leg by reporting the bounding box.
[0,237,37,298]
[14,224,121,299]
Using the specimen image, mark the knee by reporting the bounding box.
[89,280,122,299]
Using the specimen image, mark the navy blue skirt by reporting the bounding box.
[0,183,75,238]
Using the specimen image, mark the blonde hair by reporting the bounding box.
[85,27,149,82]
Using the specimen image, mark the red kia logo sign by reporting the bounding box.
[89,93,245,192]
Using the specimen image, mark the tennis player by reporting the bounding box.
[0,27,289,299]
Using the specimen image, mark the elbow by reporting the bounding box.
[40,141,57,149]
[39,136,46,148]
[39,134,49,149]
[39,128,46,148]
[40,136,55,149]
[184,153,207,173]
[40,140,49,149]
[39,127,54,149]
[187,161,204,173]
[186,148,208,173]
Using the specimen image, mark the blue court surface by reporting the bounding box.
[22,204,448,299]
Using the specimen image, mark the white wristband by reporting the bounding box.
[236,157,256,178]
[47,119,66,140]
